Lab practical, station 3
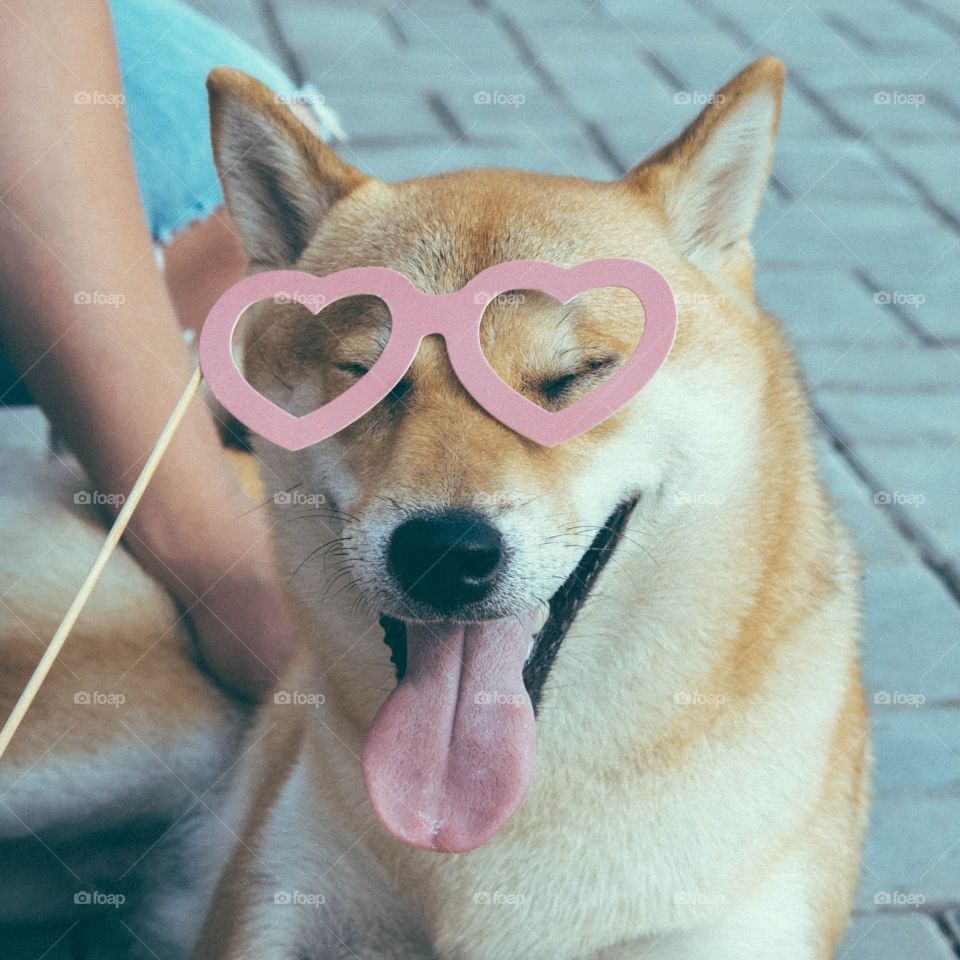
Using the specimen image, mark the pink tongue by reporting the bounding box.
[362,615,537,853]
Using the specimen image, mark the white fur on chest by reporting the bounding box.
[275,565,855,960]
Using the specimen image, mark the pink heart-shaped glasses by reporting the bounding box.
[198,258,677,450]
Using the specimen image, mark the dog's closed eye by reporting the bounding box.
[335,361,412,407]
[335,361,370,379]
[536,356,619,407]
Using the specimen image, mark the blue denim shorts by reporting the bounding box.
[113,0,339,245]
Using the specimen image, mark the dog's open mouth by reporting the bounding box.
[362,498,638,853]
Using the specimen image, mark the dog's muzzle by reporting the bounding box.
[380,496,639,712]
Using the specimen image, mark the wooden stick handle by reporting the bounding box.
[0,366,203,761]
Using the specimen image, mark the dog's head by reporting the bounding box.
[208,58,785,852]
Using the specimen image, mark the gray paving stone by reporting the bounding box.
[837,913,956,959]
[389,8,516,56]
[510,21,654,65]
[885,139,960,221]
[915,0,960,32]
[629,35,758,94]
[593,3,719,35]
[941,907,960,950]
[604,77,839,142]
[582,104,691,171]
[773,84,846,139]
[693,5,873,74]
[816,440,918,567]
[756,269,914,344]
[308,61,540,103]
[825,492,918,569]
[794,343,960,393]
[810,51,960,96]
[817,391,959,444]
[385,47,533,77]
[828,494,915,567]
[441,87,577,142]
[803,0,957,54]
[599,76,829,153]
[871,707,960,794]
[337,136,616,182]
[822,84,960,145]
[852,441,960,566]
[332,91,449,142]
[864,265,960,343]
[854,795,960,911]
[271,1,397,60]
[861,563,960,704]
[760,199,950,277]
[709,2,960,86]
[187,0,279,59]
[274,6,554,98]
[304,57,534,96]
[536,50,680,120]
[773,139,916,202]
[754,205,874,270]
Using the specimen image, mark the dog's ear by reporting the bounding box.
[207,68,368,266]
[626,57,784,271]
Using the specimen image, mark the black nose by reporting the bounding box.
[388,510,504,612]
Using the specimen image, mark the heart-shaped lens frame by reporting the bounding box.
[198,259,677,450]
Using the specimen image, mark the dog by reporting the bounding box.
[0,56,868,959]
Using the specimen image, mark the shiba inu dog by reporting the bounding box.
[0,56,868,959]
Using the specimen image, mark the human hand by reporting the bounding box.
[128,481,301,702]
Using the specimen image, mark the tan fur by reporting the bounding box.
[0,57,867,959]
